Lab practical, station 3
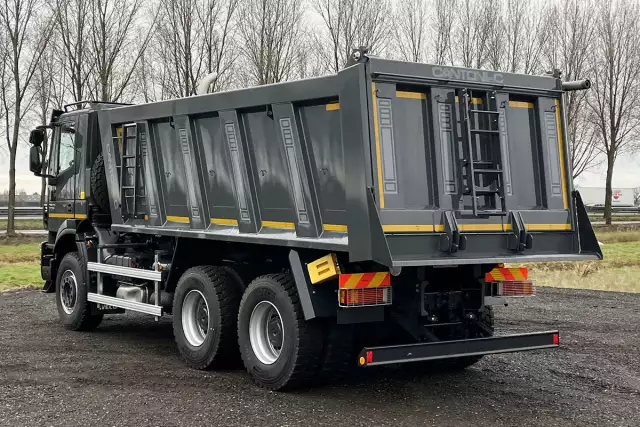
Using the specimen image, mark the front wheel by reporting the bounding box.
[55,252,103,331]
[238,274,323,390]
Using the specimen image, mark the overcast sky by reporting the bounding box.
[2,133,638,195]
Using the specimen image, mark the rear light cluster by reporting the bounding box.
[339,287,392,307]
[497,280,536,296]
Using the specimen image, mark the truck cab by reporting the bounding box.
[29,103,120,288]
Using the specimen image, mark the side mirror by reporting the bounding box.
[29,145,43,175]
[29,128,45,146]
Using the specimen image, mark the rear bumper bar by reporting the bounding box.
[358,330,559,367]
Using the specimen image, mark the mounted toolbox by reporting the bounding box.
[32,48,601,391]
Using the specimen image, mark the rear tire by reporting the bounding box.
[238,274,323,390]
[173,266,242,369]
[90,153,110,213]
[55,252,103,331]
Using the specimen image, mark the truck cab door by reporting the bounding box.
[47,118,80,231]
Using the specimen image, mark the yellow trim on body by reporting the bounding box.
[323,224,348,232]
[508,101,534,109]
[525,223,571,231]
[372,83,385,209]
[79,191,85,200]
[49,212,86,219]
[396,91,426,100]
[325,103,340,111]
[167,215,190,223]
[210,217,238,226]
[382,224,436,232]
[457,224,504,231]
[555,99,569,209]
[262,220,295,229]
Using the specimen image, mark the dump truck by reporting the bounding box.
[28,50,601,390]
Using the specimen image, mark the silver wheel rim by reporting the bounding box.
[182,290,209,347]
[60,270,78,315]
[249,301,284,365]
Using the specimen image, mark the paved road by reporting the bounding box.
[0,288,638,427]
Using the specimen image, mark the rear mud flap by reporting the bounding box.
[574,191,603,259]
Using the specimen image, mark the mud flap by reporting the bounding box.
[574,191,603,259]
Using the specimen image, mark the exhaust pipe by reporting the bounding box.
[196,72,218,95]
[562,79,591,91]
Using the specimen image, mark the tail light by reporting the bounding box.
[339,287,391,307]
[497,280,536,296]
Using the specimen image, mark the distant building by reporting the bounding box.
[576,187,636,207]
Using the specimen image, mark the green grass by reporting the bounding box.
[0,262,42,292]
[535,267,640,293]
[0,219,45,230]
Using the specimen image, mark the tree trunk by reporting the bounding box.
[603,151,615,225]
[7,139,17,235]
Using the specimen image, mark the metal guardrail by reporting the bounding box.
[0,206,43,217]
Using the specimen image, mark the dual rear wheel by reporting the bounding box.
[173,270,343,390]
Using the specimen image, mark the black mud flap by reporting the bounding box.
[574,191,603,259]
[357,331,559,367]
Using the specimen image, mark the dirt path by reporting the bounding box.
[0,287,638,427]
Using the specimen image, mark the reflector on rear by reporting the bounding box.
[497,280,536,296]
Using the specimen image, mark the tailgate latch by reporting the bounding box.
[508,211,533,252]
[439,211,467,253]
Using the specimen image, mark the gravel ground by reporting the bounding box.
[0,287,638,427]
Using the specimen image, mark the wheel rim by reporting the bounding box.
[249,301,284,365]
[59,270,78,315]
[182,290,209,347]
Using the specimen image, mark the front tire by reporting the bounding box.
[173,266,242,369]
[55,252,103,331]
[238,274,323,390]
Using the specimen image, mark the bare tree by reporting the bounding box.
[314,0,390,73]
[393,0,429,63]
[587,0,640,224]
[88,0,157,102]
[485,1,506,71]
[33,39,67,205]
[433,0,455,65]
[544,0,599,179]
[154,0,238,98]
[55,0,91,102]
[0,0,55,234]
[238,0,303,85]
[454,0,494,69]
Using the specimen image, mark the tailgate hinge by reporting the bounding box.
[439,211,467,253]
[508,211,533,252]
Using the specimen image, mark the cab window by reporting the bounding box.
[57,125,76,174]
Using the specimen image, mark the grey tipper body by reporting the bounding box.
[32,51,600,390]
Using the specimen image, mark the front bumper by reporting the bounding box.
[358,330,559,367]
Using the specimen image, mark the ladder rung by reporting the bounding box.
[474,168,503,174]
[464,160,494,167]
[476,211,508,217]
[122,155,136,159]
[122,186,135,189]
[469,109,500,115]
[470,129,500,134]
[474,189,500,195]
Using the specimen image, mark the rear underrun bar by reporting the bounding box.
[358,330,559,367]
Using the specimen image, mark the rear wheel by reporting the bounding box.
[238,274,323,390]
[55,252,103,331]
[173,266,242,369]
